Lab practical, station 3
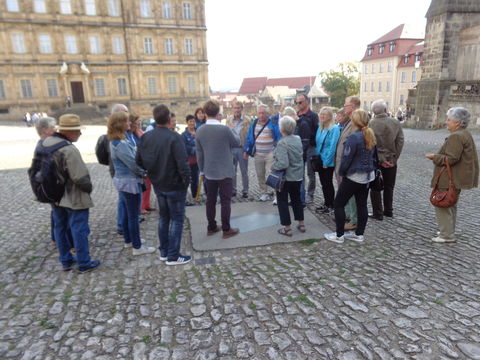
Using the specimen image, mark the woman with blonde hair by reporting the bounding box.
[108,112,155,256]
[325,109,377,243]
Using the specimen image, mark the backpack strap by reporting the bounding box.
[39,139,71,154]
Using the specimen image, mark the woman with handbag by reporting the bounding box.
[324,109,376,243]
[314,107,341,214]
[271,116,305,236]
[425,107,479,243]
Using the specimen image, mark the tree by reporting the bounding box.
[321,63,360,108]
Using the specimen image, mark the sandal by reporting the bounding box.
[277,228,292,237]
[297,224,306,233]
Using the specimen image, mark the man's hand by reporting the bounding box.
[243,152,248,160]
[425,154,434,160]
[381,161,394,168]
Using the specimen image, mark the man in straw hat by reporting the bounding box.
[44,114,100,273]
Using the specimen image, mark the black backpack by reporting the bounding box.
[28,139,70,203]
[95,134,110,165]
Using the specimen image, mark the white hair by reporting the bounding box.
[111,103,129,115]
[447,107,470,128]
[35,116,56,136]
[279,115,296,135]
[282,106,296,117]
[371,99,387,115]
[257,104,269,113]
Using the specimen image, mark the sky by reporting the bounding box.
[205,0,432,91]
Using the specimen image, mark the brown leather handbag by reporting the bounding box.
[430,158,458,208]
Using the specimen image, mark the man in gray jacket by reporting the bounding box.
[369,99,404,219]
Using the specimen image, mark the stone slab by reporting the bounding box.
[187,201,331,251]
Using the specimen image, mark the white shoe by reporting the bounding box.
[272,197,277,205]
[124,238,146,248]
[432,236,456,243]
[305,194,314,204]
[345,232,364,242]
[132,245,156,256]
[259,194,270,202]
[324,232,344,243]
[159,252,167,261]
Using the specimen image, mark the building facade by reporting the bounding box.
[0,0,209,119]
[359,24,423,114]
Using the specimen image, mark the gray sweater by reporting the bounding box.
[196,123,239,180]
[272,134,304,181]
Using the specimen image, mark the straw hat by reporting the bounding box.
[58,114,84,130]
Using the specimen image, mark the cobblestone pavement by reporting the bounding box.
[1,129,479,360]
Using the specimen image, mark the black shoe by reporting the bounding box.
[117,229,123,235]
[232,192,237,198]
[139,217,146,223]
[368,213,383,221]
[78,260,100,274]
[242,193,248,199]
[383,212,393,218]
[185,201,195,206]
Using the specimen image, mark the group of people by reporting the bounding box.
[32,93,478,272]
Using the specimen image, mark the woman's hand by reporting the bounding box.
[425,153,434,160]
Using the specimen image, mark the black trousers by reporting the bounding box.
[334,177,369,236]
[318,166,335,207]
[370,165,397,216]
[276,181,304,226]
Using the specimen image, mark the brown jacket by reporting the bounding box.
[431,128,479,190]
[334,119,354,174]
[369,114,404,165]
[226,114,251,148]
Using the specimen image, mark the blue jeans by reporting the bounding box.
[52,207,92,268]
[50,208,73,248]
[154,188,186,259]
[117,192,124,232]
[119,190,142,249]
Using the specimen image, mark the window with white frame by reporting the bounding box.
[387,61,393,72]
[411,71,417,82]
[386,101,389,109]
[140,0,151,17]
[378,82,382,92]
[107,0,120,16]
[415,54,421,62]
[117,78,127,95]
[165,38,173,55]
[364,64,368,74]
[6,0,20,12]
[364,82,367,92]
[364,101,367,110]
[403,55,409,64]
[20,79,33,98]
[144,37,153,54]
[47,79,58,97]
[147,77,157,95]
[401,71,406,83]
[187,77,195,93]
[11,33,26,54]
[370,82,374,92]
[379,63,383,73]
[400,94,404,105]
[183,3,191,19]
[95,78,105,96]
[65,35,77,54]
[34,0,46,13]
[367,47,372,56]
[389,42,395,52]
[60,0,72,14]
[386,81,390,92]
[378,44,384,54]
[167,77,176,94]
[84,0,96,15]
[163,2,171,18]
[184,39,193,55]
[112,36,124,54]
[38,34,52,54]
[0,80,5,99]
[89,35,101,54]
[371,64,376,73]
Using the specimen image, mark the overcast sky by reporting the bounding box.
[205,0,432,91]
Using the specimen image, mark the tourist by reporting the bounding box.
[182,114,199,205]
[194,107,206,129]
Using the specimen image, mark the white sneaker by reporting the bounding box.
[259,194,270,202]
[132,245,156,256]
[159,252,167,261]
[324,232,344,243]
[124,238,146,248]
[432,236,456,243]
[305,194,314,204]
[345,232,365,242]
[166,255,192,266]
[272,197,277,205]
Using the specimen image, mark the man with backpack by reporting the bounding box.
[42,114,99,273]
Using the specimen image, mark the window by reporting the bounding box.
[367,47,373,56]
[112,36,124,54]
[84,0,96,15]
[95,78,105,96]
[364,64,368,74]
[378,82,382,92]
[144,37,153,54]
[371,82,374,92]
[387,61,393,72]
[363,101,367,110]
[117,78,127,95]
[364,82,367,92]
[167,77,176,94]
[60,0,72,14]
[415,54,421,62]
[412,71,417,82]
[140,0,151,17]
[39,34,52,54]
[34,0,46,13]
[6,0,19,12]
[379,63,383,73]
[147,77,157,95]
[165,38,173,55]
[187,77,195,93]
[107,0,120,16]
[183,3,191,20]
[0,80,5,99]
[20,80,33,98]
[386,101,389,110]
[185,39,193,55]
[47,79,58,97]
[389,42,395,52]
[89,36,101,54]
[400,94,404,105]
[163,2,171,18]
[65,35,77,54]
[386,81,390,92]
[403,55,409,64]
[371,64,376,74]
[11,34,26,54]
[378,44,384,54]
[401,71,406,83]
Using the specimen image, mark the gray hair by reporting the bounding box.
[257,104,269,113]
[447,107,470,128]
[111,103,129,115]
[35,116,56,136]
[371,99,387,115]
[282,106,296,117]
[279,115,296,135]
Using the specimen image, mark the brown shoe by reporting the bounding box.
[207,226,221,236]
[344,223,357,231]
[222,227,239,239]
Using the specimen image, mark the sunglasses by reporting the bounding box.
[295,101,304,105]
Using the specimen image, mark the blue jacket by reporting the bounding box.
[316,124,341,168]
[181,130,196,158]
[339,130,376,177]
[243,117,282,154]
[110,139,146,179]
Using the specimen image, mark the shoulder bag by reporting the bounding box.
[247,119,270,157]
[309,129,328,172]
[266,169,286,192]
[430,158,458,208]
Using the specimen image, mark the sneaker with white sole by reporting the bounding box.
[132,245,156,256]
[432,236,456,243]
[324,232,344,243]
[159,252,167,261]
[259,194,270,202]
[272,197,277,205]
[166,255,192,265]
[305,194,314,204]
[344,232,365,242]
[124,238,146,248]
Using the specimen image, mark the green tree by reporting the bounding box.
[321,63,360,108]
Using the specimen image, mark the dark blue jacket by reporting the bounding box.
[339,130,376,177]
[181,130,196,157]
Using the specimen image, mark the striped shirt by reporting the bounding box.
[255,122,274,155]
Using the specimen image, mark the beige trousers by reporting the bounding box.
[434,190,461,240]
[254,151,274,195]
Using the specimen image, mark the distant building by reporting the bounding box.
[360,24,423,113]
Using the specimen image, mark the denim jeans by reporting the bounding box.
[50,208,73,248]
[117,192,124,231]
[52,206,92,268]
[119,190,142,249]
[154,188,187,259]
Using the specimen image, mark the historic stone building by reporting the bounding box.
[0,0,209,119]
[414,0,480,128]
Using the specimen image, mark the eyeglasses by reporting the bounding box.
[295,101,304,105]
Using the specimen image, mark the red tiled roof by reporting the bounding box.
[361,39,422,62]
[372,24,405,44]
[238,77,268,95]
[265,76,316,89]
[397,43,424,68]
